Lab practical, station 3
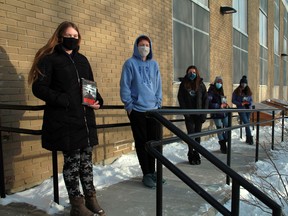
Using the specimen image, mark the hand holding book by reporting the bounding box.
[81,78,97,106]
[88,100,101,110]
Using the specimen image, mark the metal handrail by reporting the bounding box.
[146,108,283,216]
[0,104,184,202]
[0,104,284,215]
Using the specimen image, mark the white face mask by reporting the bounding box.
[138,46,150,57]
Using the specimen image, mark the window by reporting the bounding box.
[274,0,280,85]
[283,10,287,86]
[233,0,247,34]
[173,0,210,81]
[259,0,268,85]
[259,12,268,47]
[232,0,248,83]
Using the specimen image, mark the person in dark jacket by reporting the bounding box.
[177,65,208,165]
[232,75,254,145]
[208,76,229,154]
[28,21,105,216]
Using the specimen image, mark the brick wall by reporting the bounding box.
[209,0,234,104]
[0,0,173,193]
[0,0,287,194]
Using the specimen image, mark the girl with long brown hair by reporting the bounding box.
[177,65,208,165]
[29,21,105,216]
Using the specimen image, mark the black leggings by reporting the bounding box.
[62,147,95,197]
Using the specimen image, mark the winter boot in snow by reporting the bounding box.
[219,140,227,154]
[85,191,106,216]
[245,136,249,144]
[188,150,201,165]
[247,136,254,145]
[69,196,95,216]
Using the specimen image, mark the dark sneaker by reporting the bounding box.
[152,172,167,184]
[142,174,156,189]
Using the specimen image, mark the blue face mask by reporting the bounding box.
[215,83,222,89]
[188,73,197,81]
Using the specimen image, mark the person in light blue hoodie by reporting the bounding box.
[120,35,162,189]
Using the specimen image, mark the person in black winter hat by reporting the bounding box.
[240,75,248,85]
[232,75,254,145]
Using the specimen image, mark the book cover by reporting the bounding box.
[81,78,97,105]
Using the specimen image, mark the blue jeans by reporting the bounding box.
[239,112,252,137]
[213,116,228,141]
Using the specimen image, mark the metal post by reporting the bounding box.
[272,111,275,150]
[52,151,59,204]
[156,124,163,216]
[226,112,232,185]
[252,105,255,130]
[0,130,6,198]
[231,180,240,215]
[255,111,260,162]
[281,110,284,142]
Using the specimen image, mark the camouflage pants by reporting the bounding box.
[62,147,95,197]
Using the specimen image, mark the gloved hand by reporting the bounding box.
[242,101,249,106]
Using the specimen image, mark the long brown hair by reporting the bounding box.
[28,21,81,84]
[183,65,201,91]
[234,85,252,96]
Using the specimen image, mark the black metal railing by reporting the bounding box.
[0,104,181,202]
[145,108,284,216]
[0,104,285,215]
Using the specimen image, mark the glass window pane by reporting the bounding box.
[259,47,268,85]
[259,11,268,47]
[274,54,279,85]
[274,27,279,54]
[241,51,248,76]
[233,29,240,47]
[233,47,241,83]
[194,4,209,33]
[241,34,248,51]
[194,30,209,81]
[173,21,193,80]
[239,0,247,33]
[173,0,192,25]
[193,0,208,7]
[260,0,268,14]
[284,61,287,86]
[284,11,287,38]
[274,1,280,28]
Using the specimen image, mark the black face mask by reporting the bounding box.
[62,37,79,50]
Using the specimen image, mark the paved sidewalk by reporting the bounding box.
[0,144,263,216]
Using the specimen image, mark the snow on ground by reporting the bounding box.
[0,123,287,215]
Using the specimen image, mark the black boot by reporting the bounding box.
[219,140,227,154]
[245,136,249,144]
[247,136,253,145]
[188,150,201,165]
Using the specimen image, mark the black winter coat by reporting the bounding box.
[32,45,103,151]
[208,84,227,119]
[177,76,208,122]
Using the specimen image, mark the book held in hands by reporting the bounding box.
[81,78,97,105]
